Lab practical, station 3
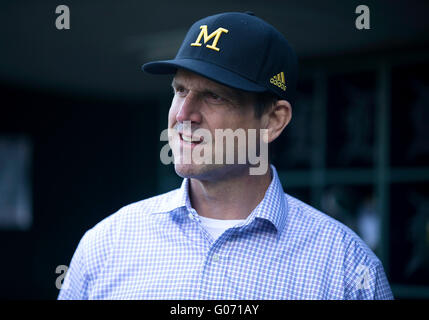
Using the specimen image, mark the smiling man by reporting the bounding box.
[58,12,393,300]
[165,68,286,221]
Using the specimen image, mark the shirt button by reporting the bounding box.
[188,213,194,220]
[212,254,220,262]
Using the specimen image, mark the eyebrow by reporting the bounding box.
[171,78,181,89]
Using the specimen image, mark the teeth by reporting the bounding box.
[182,135,200,143]
[182,135,192,142]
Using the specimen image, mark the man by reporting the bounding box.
[58,12,393,299]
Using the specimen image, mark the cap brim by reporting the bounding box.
[142,58,267,93]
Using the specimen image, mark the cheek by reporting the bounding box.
[224,115,261,131]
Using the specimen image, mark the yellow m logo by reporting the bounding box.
[190,25,229,52]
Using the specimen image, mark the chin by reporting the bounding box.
[174,163,213,179]
[174,163,249,181]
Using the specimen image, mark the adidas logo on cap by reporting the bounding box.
[270,72,287,91]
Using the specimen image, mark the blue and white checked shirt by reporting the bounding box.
[58,165,393,300]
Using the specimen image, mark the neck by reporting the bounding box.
[189,166,272,220]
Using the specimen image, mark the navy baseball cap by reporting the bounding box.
[142,12,298,104]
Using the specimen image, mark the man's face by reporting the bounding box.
[168,69,266,181]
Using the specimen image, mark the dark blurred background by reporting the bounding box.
[1,0,429,299]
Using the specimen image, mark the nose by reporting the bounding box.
[175,91,202,124]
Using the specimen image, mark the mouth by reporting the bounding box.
[179,133,203,146]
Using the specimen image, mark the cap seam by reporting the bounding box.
[256,25,273,83]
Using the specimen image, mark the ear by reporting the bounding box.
[263,100,292,143]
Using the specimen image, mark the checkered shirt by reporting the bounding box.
[58,165,393,300]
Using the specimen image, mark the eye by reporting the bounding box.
[174,86,187,97]
[205,92,225,104]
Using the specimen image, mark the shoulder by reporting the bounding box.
[284,192,379,263]
[77,188,182,266]
[59,188,183,299]
[89,188,181,235]
[284,193,393,299]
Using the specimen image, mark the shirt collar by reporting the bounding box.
[245,164,288,234]
[155,165,288,234]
